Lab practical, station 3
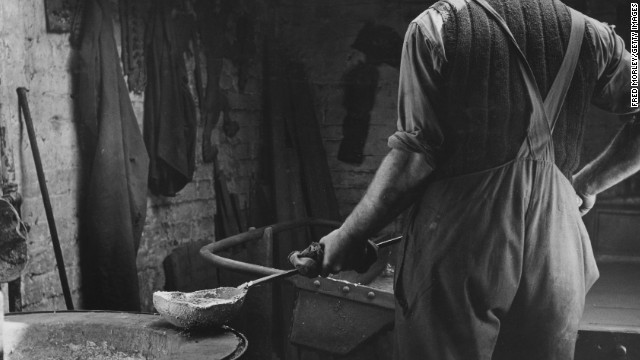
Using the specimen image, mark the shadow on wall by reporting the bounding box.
[338,22,402,165]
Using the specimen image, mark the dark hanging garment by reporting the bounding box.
[143,0,197,196]
[337,62,379,165]
[76,0,149,311]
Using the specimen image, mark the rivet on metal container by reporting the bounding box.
[342,286,350,294]
[367,291,376,299]
[313,280,321,288]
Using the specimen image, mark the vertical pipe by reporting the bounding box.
[16,87,74,310]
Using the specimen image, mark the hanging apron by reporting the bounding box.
[393,2,599,359]
[77,0,149,311]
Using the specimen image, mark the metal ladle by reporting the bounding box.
[153,219,400,329]
[153,268,298,329]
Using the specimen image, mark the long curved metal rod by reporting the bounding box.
[200,218,341,277]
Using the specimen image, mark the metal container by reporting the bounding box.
[4,311,246,359]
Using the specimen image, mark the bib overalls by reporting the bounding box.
[394,2,599,359]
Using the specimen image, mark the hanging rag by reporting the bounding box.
[195,0,225,163]
[337,23,402,165]
[76,0,149,311]
[143,0,197,196]
[119,0,150,94]
[337,62,379,165]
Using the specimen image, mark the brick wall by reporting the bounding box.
[0,0,83,311]
[0,0,262,312]
[0,0,428,313]
[0,0,634,312]
[274,0,431,233]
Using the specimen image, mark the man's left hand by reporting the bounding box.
[576,191,596,216]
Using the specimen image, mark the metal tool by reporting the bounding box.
[154,268,298,329]
[153,218,401,329]
[17,87,74,310]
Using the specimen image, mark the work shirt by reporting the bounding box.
[388,6,638,171]
[392,2,610,358]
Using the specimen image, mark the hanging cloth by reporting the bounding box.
[76,0,149,311]
[143,0,197,196]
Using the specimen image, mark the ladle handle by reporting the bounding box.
[242,236,400,289]
[245,268,299,289]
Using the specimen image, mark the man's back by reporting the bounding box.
[293,1,637,359]
[391,2,627,359]
[390,0,628,180]
[439,0,597,178]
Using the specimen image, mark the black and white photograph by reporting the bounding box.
[0,0,637,359]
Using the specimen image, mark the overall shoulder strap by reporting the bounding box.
[544,9,585,132]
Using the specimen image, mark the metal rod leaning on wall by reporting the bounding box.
[16,87,74,310]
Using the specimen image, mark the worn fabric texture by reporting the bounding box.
[389,0,634,180]
[393,1,601,359]
[144,0,197,196]
[77,0,149,311]
[438,0,597,179]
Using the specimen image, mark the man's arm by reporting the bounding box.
[300,18,443,277]
[574,17,640,215]
[319,148,432,275]
[574,117,640,215]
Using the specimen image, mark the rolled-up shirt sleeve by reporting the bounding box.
[589,18,640,115]
[388,15,445,170]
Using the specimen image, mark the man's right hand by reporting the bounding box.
[318,229,358,277]
[289,228,366,278]
[291,149,432,278]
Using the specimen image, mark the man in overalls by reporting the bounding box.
[291,0,637,358]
